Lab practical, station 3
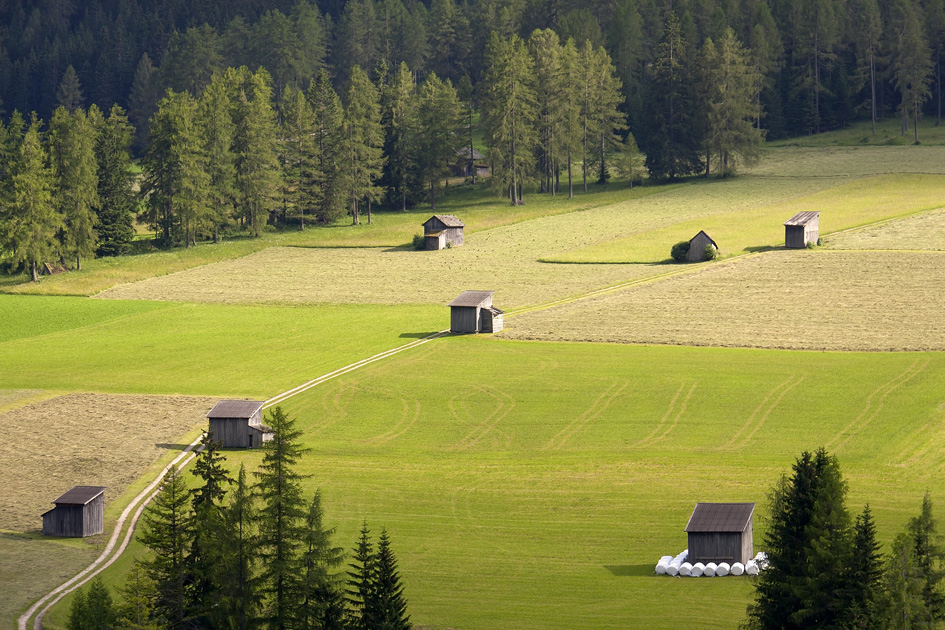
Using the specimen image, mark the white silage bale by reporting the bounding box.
[656,556,672,574]
[679,562,693,577]
[704,562,717,577]
[745,560,759,576]
[691,562,705,577]
[716,563,730,577]
[659,555,673,563]
[666,563,680,576]
[679,549,689,562]
[730,562,745,576]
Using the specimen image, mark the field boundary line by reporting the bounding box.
[20,436,204,630]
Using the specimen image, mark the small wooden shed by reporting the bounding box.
[784,211,820,248]
[687,230,718,262]
[685,502,755,565]
[423,215,465,250]
[42,485,105,537]
[206,400,273,448]
[449,290,502,333]
[453,147,490,178]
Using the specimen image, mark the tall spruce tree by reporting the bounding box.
[254,406,309,630]
[381,62,421,211]
[280,85,320,229]
[128,53,159,150]
[341,65,385,225]
[886,530,926,630]
[93,105,136,257]
[56,65,84,113]
[417,73,462,209]
[211,464,260,630]
[308,70,347,224]
[908,492,945,628]
[233,68,281,236]
[371,528,412,630]
[138,464,194,630]
[346,522,376,630]
[295,490,346,630]
[199,71,238,242]
[848,504,885,628]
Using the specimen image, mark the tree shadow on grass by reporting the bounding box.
[604,564,653,577]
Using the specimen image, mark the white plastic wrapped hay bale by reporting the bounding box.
[690,562,705,577]
[716,562,730,577]
[679,562,693,577]
[679,549,689,562]
[656,556,672,574]
[745,560,759,576]
[704,562,717,577]
[666,562,680,576]
[731,562,745,576]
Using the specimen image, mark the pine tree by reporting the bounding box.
[346,522,376,630]
[528,29,565,195]
[138,464,194,630]
[9,117,60,282]
[116,562,162,630]
[892,0,934,143]
[93,105,136,257]
[56,65,84,113]
[85,576,119,630]
[908,491,945,628]
[48,106,99,269]
[281,85,320,229]
[128,53,159,150]
[371,528,412,630]
[295,490,346,630]
[851,0,882,134]
[381,62,421,211]
[342,65,385,225]
[418,73,462,209]
[307,70,347,224]
[233,69,282,236]
[211,464,260,630]
[848,504,885,629]
[68,586,88,630]
[255,406,309,630]
[199,71,238,242]
[482,32,538,205]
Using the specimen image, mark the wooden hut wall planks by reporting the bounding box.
[687,230,719,262]
[422,215,465,250]
[206,400,273,448]
[449,291,502,333]
[42,486,106,537]
[784,211,821,248]
[684,502,755,565]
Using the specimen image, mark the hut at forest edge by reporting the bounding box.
[206,400,273,448]
[684,502,755,565]
[423,215,465,250]
[42,485,106,537]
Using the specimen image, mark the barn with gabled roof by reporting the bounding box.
[42,485,106,537]
[206,400,273,448]
[687,230,719,262]
[423,215,465,250]
[685,502,755,565]
[449,290,503,333]
[784,211,820,248]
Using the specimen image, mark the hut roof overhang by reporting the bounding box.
[206,400,264,419]
[784,211,821,226]
[689,230,718,248]
[51,485,106,506]
[423,214,465,228]
[685,502,755,533]
[449,290,494,307]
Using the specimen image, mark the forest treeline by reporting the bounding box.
[747,448,945,630]
[66,408,411,630]
[0,0,942,145]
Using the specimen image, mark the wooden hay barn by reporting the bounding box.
[449,290,503,333]
[423,215,465,250]
[687,230,718,262]
[206,400,273,448]
[453,147,490,178]
[784,211,820,248]
[42,485,105,537]
[685,502,755,565]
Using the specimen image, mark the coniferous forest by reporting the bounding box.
[0,0,941,269]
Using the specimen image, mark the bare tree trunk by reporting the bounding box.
[567,150,573,198]
[870,52,877,134]
[31,260,38,282]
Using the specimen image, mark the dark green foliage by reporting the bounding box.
[57,66,85,113]
[341,65,385,225]
[703,244,718,260]
[295,490,346,629]
[417,73,462,209]
[93,106,136,257]
[670,240,690,262]
[886,530,926,629]
[68,576,118,630]
[308,70,347,224]
[380,62,422,211]
[908,492,945,627]
[346,522,376,630]
[115,562,162,630]
[371,529,412,630]
[413,233,425,250]
[848,505,885,629]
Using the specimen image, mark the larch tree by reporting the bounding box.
[892,0,934,143]
[528,29,566,195]
[559,38,583,198]
[851,0,883,134]
[381,62,421,211]
[9,117,60,282]
[254,406,309,630]
[93,105,136,257]
[886,530,926,630]
[584,43,626,184]
[308,70,347,224]
[482,32,538,205]
[341,65,385,225]
[199,71,238,242]
[281,85,320,229]
[48,106,99,269]
[417,72,462,209]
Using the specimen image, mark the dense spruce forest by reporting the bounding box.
[0,0,940,274]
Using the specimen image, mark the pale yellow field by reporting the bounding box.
[0,392,215,532]
[503,250,945,351]
[826,209,945,251]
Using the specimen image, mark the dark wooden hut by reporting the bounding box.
[206,400,273,448]
[687,230,718,262]
[685,502,755,565]
[42,485,106,537]
[784,211,820,248]
[453,147,490,177]
[449,290,502,333]
[423,215,465,250]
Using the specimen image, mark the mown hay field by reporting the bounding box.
[61,337,945,630]
[0,295,442,395]
[547,174,945,263]
[826,209,945,251]
[505,250,945,350]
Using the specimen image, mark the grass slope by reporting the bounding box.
[47,337,945,630]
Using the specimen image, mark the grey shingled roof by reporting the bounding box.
[449,290,494,307]
[784,211,820,226]
[53,486,106,506]
[685,502,755,533]
[206,400,264,419]
[424,214,465,228]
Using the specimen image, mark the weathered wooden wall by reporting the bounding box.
[209,418,251,448]
[42,495,104,537]
[688,531,749,564]
[451,306,479,333]
[445,227,464,247]
[687,233,715,262]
